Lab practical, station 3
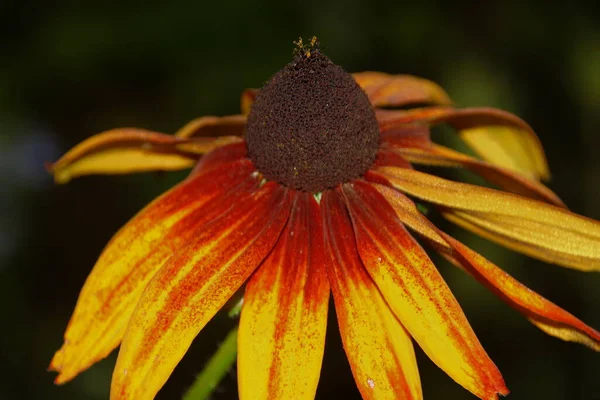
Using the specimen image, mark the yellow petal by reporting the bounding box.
[353,72,453,108]
[389,143,564,206]
[49,129,198,183]
[110,184,292,400]
[460,125,549,181]
[174,115,246,138]
[322,190,422,400]
[439,232,600,351]
[48,128,238,183]
[368,182,450,251]
[376,167,600,271]
[342,182,508,400]
[374,183,600,350]
[49,160,256,384]
[377,106,550,180]
[238,192,329,400]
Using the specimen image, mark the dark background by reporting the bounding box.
[2,1,600,399]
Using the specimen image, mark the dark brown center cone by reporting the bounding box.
[245,46,380,193]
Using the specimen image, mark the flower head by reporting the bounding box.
[49,38,600,400]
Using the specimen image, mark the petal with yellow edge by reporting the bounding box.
[375,167,600,271]
[371,184,600,351]
[353,72,453,108]
[387,143,564,206]
[439,232,600,351]
[377,106,550,181]
[238,192,329,400]
[322,190,422,400]
[48,128,239,183]
[111,184,292,400]
[342,182,508,400]
[174,114,246,138]
[49,160,257,384]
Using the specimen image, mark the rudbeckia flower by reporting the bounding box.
[49,38,600,400]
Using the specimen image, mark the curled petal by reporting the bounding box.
[111,184,292,400]
[238,193,329,400]
[353,72,452,108]
[49,160,256,384]
[48,129,202,183]
[378,107,549,181]
[342,182,507,400]
[322,190,422,400]
[388,143,564,206]
[376,167,600,271]
[241,89,258,115]
[174,115,246,139]
[372,184,600,351]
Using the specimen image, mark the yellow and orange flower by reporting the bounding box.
[49,40,600,400]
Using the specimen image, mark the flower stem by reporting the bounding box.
[182,325,239,400]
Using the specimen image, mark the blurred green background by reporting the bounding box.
[2,1,600,399]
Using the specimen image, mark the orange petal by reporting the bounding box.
[48,129,208,183]
[376,167,600,271]
[353,72,453,108]
[374,183,600,350]
[188,141,248,177]
[368,182,450,251]
[378,122,432,149]
[111,184,292,400]
[374,147,414,169]
[342,182,508,400]
[379,107,549,180]
[388,143,564,206]
[321,190,422,400]
[439,232,600,351]
[238,192,330,400]
[49,160,257,384]
[241,89,258,115]
[174,115,246,138]
[376,106,454,128]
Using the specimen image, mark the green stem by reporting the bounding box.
[182,325,239,400]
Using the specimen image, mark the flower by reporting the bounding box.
[48,38,600,400]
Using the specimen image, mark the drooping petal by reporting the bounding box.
[388,143,564,206]
[174,115,246,138]
[440,232,600,351]
[111,184,292,400]
[353,72,453,108]
[48,129,204,183]
[49,160,257,384]
[321,190,422,400]
[342,182,508,400]
[375,167,600,271]
[373,183,600,350]
[241,89,258,115]
[238,192,329,400]
[377,107,550,181]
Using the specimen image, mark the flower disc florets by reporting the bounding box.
[246,41,380,192]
